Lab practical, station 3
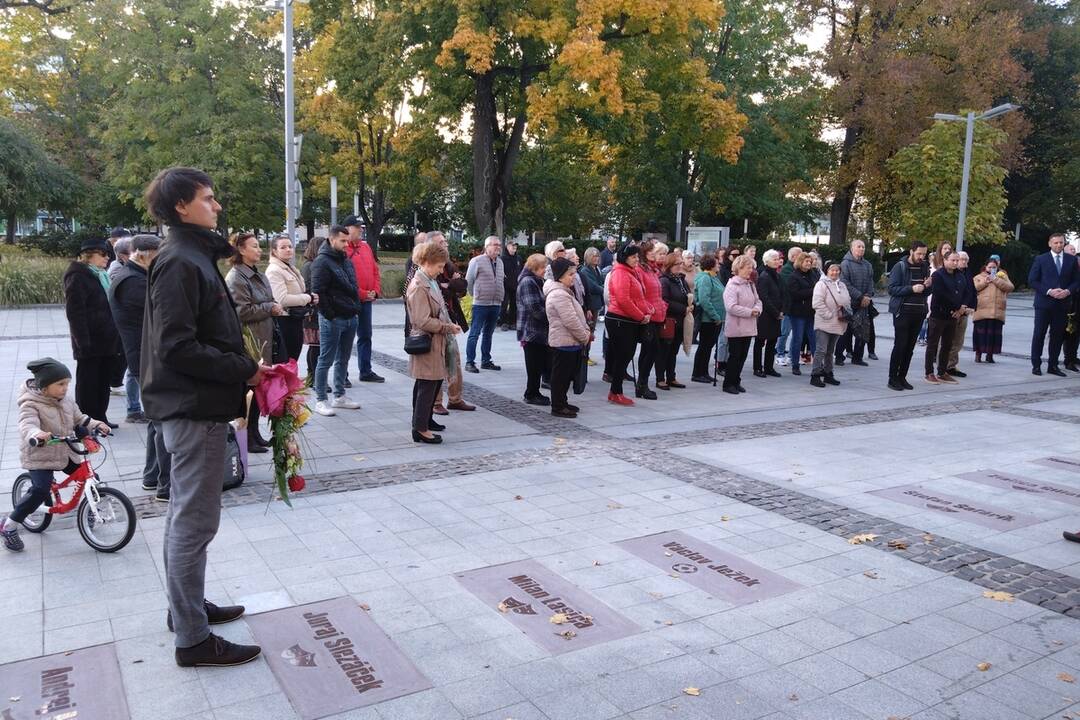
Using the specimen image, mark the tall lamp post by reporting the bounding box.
[932,103,1019,252]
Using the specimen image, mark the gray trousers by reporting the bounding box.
[161,418,227,648]
[143,421,172,491]
[812,329,839,376]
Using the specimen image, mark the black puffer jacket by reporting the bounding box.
[140,224,258,423]
[63,261,122,359]
[756,266,784,337]
[310,243,362,320]
[660,272,689,320]
[108,260,149,374]
[785,268,818,318]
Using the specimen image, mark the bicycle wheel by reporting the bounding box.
[77,485,136,552]
[11,473,52,533]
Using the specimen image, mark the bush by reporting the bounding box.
[380,268,406,299]
[19,227,105,257]
[378,233,414,253]
[0,248,68,305]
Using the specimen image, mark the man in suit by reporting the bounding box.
[1029,233,1080,376]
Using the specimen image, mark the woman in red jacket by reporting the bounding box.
[605,244,653,406]
[634,240,668,400]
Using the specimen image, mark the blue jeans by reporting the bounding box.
[788,316,817,366]
[354,301,373,377]
[316,315,358,401]
[125,370,141,413]
[775,315,791,357]
[466,304,501,365]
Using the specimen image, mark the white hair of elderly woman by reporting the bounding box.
[762,249,781,264]
[484,235,501,247]
[544,240,565,259]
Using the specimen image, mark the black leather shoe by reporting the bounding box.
[736,385,747,393]
[175,633,261,668]
[888,379,904,391]
[1064,530,1080,543]
[168,600,245,632]
[824,374,841,386]
[834,357,845,367]
[791,365,801,376]
[765,369,782,378]
[247,443,269,454]
[524,394,551,406]
[1033,367,1043,376]
[566,403,580,413]
[480,361,501,371]
[722,386,739,395]
[1048,367,1067,377]
[1066,364,1080,372]
[428,419,446,432]
[344,378,352,388]
[105,421,120,430]
[691,375,714,383]
[412,430,442,444]
[947,369,967,378]
[753,370,767,378]
[465,362,480,373]
[360,373,385,383]
[551,407,577,418]
[635,385,658,400]
[868,352,878,360]
[852,359,869,367]
[900,379,914,390]
[810,375,825,388]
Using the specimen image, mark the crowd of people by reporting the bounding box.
[6,163,1078,673]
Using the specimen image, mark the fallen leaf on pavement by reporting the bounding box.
[497,602,509,613]
[649,592,664,599]
[863,570,879,579]
[662,620,674,626]
[607,503,624,510]
[513,495,524,501]
[556,629,576,640]
[982,590,1015,603]
[788,693,799,701]
[664,551,673,557]
[593,560,602,566]
[848,533,878,545]
[683,687,700,696]
[922,533,935,543]
[359,603,370,611]
[550,613,568,625]
[887,539,909,550]
[1059,672,1077,684]
[976,662,991,671]
[8,697,19,703]
[720,516,732,522]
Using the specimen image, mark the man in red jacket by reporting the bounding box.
[342,216,384,384]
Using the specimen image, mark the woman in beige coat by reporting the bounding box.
[972,257,1014,363]
[810,260,851,387]
[544,258,591,418]
[265,235,316,361]
[406,241,462,444]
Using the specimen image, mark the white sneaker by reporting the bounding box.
[314,401,336,416]
[331,395,361,410]
[777,355,790,366]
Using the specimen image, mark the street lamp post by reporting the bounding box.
[932,103,1019,252]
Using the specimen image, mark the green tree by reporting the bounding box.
[93,0,284,231]
[886,119,1009,248]
[0,118,81,243]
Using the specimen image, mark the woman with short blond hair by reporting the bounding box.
[518,253,551,404]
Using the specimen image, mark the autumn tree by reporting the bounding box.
[886,119,1008,247]
[805,0,1032,245]
[0,118,81,243]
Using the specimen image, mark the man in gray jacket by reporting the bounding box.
[836,239,876,366]
[464,235,506,372]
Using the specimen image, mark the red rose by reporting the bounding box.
[287,475,305,492]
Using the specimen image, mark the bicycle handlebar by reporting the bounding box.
[29,430,105,449]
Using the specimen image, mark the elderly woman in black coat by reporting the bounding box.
[63,238,124,427]
[657,253,690,389]
[753,249,784,378]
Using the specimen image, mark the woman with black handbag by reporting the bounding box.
[810,261,852,387]
[405,241,462,444]
[226,232,285,452]
[266,235,317,362]
[658,253,690,389]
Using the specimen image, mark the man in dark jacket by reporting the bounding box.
[925,251,966,384]
[944,250,978,378]
[499,240,522,330]
[836,240,875,366]
[110,234,171,500]
[310,225,363,416]
[1030,233,1080,375]
[887,240,929,390]
[141,167,261,668]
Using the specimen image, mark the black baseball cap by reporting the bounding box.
[341,215,365,228]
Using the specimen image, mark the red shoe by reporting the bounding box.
[608,392,634,406]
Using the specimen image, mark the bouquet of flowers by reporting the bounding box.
[252,358,312,506]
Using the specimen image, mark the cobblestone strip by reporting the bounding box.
[992,406,1080,425]
[628,448,1080,618]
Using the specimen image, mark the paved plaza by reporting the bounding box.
[2,295,1080,720]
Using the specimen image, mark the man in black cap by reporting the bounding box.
[341,215,384,385]
[140,167,262,668]
[107,226,130,264]
[109,234,171,499]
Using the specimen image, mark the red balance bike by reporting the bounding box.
[11,432,137,552]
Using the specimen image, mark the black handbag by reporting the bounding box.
[573,350,588,395]
[404,333,432,355]
[286,304,311,319]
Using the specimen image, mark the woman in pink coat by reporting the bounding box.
[722,255,762,395]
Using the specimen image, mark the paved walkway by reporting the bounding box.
[2,295,1080,720]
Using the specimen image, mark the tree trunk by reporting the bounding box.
[472,72,498,237]
[829,125,861,246]
[5,210,16,244]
